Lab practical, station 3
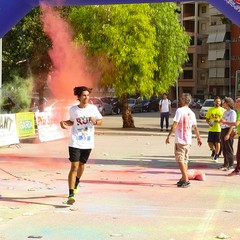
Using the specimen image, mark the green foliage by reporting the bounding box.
[2,3,190,121]
[150,3,190,94]
[69,5,157,98]
[69,3,189,98]
[1,77,33,113]
[2,8,52,90]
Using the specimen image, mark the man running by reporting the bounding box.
[60,86,103,204]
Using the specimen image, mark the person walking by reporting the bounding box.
[159,93,172,132]
[205,96,225,162]
[219,97,236,171]
[165,93,202,188]
[221,97,240,176]
[60,86,103,205]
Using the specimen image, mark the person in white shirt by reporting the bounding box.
[159,93,172,131]
[219,97,236,171]
[60,86,103,205]
[165,93,202,188]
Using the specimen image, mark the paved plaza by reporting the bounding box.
[0,111,240,240]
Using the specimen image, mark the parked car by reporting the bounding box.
[199,99,214,119]
[89,97,113,116]
[127,98,142,112]
[111,98,122,114]
[132,99,150,113]
[101,97,122,114]
[44,99,79,119]
[148,97,160,112]
[189,99,198,108]
[171,99,180,108]
[195,99,204,109]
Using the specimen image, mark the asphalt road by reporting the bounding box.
[99,108,209,136]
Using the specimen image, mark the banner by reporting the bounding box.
[209,0,240,28]
[15,112,35,137]
[35,112,67,142]
[0,0,240,38]
[0,114,19,147]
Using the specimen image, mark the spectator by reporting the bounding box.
[221,97,240,176]
[159,93,172,132]
[205,96,225,162]
[165,93,202,188]
[219,97,236,171]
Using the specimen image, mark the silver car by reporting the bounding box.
[89,97,113,116]
[199,99,214,119]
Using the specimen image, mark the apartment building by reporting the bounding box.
[175,1,240,100]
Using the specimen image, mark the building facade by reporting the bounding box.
[174,1,240,100]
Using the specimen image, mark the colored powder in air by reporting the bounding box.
[40,4,99,99]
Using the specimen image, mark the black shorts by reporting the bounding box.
[69,147,92,163]
[207,132,221,143]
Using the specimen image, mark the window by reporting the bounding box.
[201,6,207,13]
[215,32,226,43]
[200,73,206,81]
[201,57,206,63]
[190,36,194,45]
[207,33,217,43]
[183,70,193,79]
[201,23,206,31]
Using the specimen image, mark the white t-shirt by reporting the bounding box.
[173,106,197,145]
[69,104,102,149]
[159,99,171,112]
[220,109,237,129]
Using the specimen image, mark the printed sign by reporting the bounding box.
[15,112,35,137]
[0,114,19,147]
[35,112,67,142]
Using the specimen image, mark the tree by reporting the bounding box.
[2,7,52,110]
[69,4,189,128]
[69,4,157,128]
[150,3,190,93]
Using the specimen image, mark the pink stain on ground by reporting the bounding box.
[40,4,99,99]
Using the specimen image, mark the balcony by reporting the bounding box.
[208,78,229,86]
[209,24,230,32]
[208,60,230,68]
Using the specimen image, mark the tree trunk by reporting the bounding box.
[121,94,135,128]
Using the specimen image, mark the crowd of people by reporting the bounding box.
[203,95,240,176]
[165,93,240,189]
[61,88,240,203]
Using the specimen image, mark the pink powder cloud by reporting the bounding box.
[40,4,97,99]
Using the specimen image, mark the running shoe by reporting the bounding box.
[73,185,79,194]
[177,180,191,188]
[177,179,184,187]
[224,166,234,171]
[213,154,219,162]
[228,170,240,176]
[218,165,227,170]
[67,195,75,205]
[211,150,215,159]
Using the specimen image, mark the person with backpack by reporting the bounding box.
[159,93,172,132]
